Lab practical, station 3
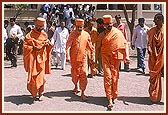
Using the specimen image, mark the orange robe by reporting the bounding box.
[84,27,98,75]
[147,25,164,102]
[66,30,95,91]
[84,27,98,45]
[23,28,53,97]
[98,27,128,100]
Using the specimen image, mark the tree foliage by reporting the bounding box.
[13,4,29,19]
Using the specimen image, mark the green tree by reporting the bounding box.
[13,4,29,19]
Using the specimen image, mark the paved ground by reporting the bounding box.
[2,49,165,113]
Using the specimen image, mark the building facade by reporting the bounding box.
[3,3,165,41]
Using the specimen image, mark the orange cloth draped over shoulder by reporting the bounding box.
[84,27,98,45]
[66,30,95,91]
[23,28,53,97]
[100,27,128,100]
[147,25,164,103]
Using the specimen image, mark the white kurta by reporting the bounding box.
[51,26,69,70]
[6,24,23,39]
[132,25,149,49]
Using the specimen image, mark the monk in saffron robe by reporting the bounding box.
[147,13,164,103]
[66,19,95,101]
[23,17,53,101]
[84,19,98,77]
[95,15,130,109]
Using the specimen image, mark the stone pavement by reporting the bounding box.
[2,49,165,113]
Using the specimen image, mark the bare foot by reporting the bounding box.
[72,88,80,94]
[31,97,36,104]
[107,103,113,109]
[107,98,114,109]
[38,93,44,101]
[81,95,88,101]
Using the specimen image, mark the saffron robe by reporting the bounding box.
[84,27,98,75]
[97,27,129,100]
[147,25,164,102]
[66,30,95,90]
[23,28,53,97]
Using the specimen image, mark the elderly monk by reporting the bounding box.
[95,15,130,109]
[23,17,53,101]
[147,13,164,103]
[84,18,98,77]
[66,19,95,101]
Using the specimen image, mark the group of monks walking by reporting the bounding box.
[22,12,164,110]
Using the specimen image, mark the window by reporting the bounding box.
[108,4,118,10]
[125,4,136,10]
[29,4,37,9]
[142,4,151,10]
[97,4,136,10]
[116,4,136,10]
[96,4,107,10]
[118,4,124,10]
[154,4,161,10]
[4,4,13,8]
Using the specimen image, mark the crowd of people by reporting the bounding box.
[39,4,96,32]
[3,4,164,110]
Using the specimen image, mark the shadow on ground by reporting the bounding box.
[4,91,164,111]
[117,96,164,105]
[128,68,150,76]
[61,74,71,77]
[4,95,34,105]
[43,90,107,108]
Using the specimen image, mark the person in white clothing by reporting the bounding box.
[4,27,8,60]
[64,4,74,28]
[3,27,8,43]
[6,18,23,67]
[131,18,149,74]
[51,21,69,70]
